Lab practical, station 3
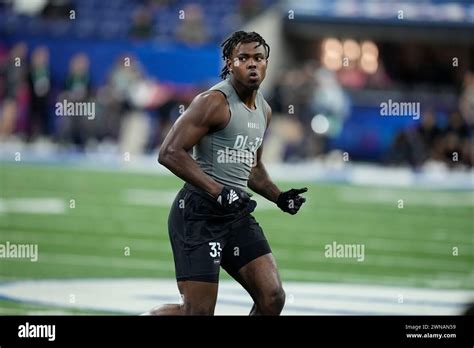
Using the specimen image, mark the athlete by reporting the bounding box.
[147,31,307,315]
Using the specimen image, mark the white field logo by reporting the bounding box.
[324,241,365,262]
[55,99,95,120]
[0,241,38,262]
[380,99,420,120]
[217,135,262,167]
[18,322,55,341]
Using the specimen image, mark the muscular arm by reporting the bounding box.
[247,102,281,203]
[158,91,228,198]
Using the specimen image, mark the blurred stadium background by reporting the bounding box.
[0,0,473,315]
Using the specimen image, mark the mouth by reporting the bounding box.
[249,71,259,81]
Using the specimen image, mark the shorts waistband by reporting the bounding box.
[183,183,216,203]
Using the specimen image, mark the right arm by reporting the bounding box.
[158,91,228,198]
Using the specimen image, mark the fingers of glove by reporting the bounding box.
[289,187,308,196]
[248,199,257,213]
[240,194,251,203]
[295,196,306,206]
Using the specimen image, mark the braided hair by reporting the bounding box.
[220,31,270,80]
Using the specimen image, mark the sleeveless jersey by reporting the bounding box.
[193,79,267,189]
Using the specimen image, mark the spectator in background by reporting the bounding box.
[389,108,473,169]
[415,109,443,161]
[129,6,154,40]
[176,4,209,46]
[459,71,474,126]
[388,109,443,168]
[95,54,145,142]
[0,42,29,139]
[0,44,8,100]
[41,0,73,19]
[441,111,472,168]
[445,111,470,139]
[57,53,90,148]
[460,137,473,167]
[28,45,51,140]
[238,0,262,20]
[65,53,90,102]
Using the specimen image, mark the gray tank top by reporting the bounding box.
[193,79,267,189]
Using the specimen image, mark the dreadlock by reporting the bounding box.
[220,31,270,80]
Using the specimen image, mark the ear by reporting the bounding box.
[226,58,233,72]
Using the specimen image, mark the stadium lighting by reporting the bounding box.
[361,40,379,58]
[311,114,330,134]
[342,39,361,61]
[360,53,378,74]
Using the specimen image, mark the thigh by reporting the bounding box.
[169,188,230,283]
[220,215,272,279]
[234,253,283,302]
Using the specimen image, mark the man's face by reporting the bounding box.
[228,42,268,90]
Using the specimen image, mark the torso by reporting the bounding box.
[193,79,267,189]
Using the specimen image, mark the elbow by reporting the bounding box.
[158,146,176,167]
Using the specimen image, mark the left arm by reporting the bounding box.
[248,101,308,214]
[247,102,281,203]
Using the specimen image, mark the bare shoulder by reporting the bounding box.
[190,90,229,116]
[186,90,230,127]
[263,99,272,126]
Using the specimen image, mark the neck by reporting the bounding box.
[230,78,257,109]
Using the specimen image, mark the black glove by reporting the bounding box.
[276,187,307,215]
[216,185,256,213]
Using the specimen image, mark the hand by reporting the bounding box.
[276,187,307,215]
[216,186,256,213]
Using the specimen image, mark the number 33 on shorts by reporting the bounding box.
[209,242,222,258]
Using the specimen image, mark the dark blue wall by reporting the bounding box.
[1,35,222,87]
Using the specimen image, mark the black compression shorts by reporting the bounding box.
[167,183,272,283]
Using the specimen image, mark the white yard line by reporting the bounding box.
[279,268,473,289]
[337,187,474,207]
[0,198,66,214]
[0,278,472,315]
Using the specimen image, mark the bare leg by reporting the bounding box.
[228,253,285,316]
[144,280,218,316]
[145,303,184,315]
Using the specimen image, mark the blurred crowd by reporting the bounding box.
[0,41,199,154]
[2,0,269,46]
[267,58,473,169]
[389,107,473,169]
[0,40,473,169]
[129,0,267,44]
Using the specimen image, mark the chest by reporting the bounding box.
[218,104,266,153]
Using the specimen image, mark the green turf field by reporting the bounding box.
[0,163,473,314]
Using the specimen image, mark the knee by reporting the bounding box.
[258,286,285,315]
